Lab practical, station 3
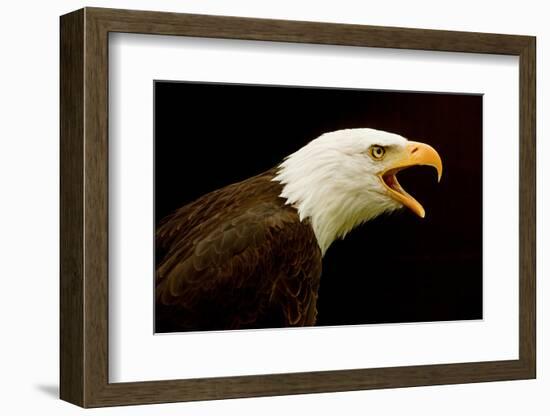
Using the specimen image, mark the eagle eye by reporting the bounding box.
[369,145,386,160]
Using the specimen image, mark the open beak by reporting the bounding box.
[378,141,443,218]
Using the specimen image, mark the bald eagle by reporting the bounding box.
[156,128,442,332]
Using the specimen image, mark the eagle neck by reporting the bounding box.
[272,163,394,256]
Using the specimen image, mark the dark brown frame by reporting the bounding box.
[60,7,536,408]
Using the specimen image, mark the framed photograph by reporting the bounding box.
[60,7,536,408]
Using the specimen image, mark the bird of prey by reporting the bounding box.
[155,128,442,332]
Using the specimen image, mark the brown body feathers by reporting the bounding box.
[155,168,322,332]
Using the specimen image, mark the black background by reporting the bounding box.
[155,81,482,326]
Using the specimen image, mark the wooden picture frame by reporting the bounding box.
[60,7,536,408]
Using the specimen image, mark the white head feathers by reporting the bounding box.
[273,128,410,255]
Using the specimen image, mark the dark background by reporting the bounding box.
[155,81,482,327]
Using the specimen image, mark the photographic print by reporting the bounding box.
[60,9,535,406]
[154,81,482,333]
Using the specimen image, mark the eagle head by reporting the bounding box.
[274,128,443,254]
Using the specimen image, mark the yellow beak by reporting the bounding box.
[378,141,443,218]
